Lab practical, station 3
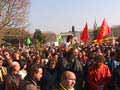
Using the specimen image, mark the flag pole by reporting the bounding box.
[19,39,21,49]
[93,19,97,40]
[111,29,115,46]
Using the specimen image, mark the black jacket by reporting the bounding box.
[110,65,120,90]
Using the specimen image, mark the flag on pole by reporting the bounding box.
[25,37,32,46]
[80,22,90,43]
[57,34,63,45]
[97,18,112,43]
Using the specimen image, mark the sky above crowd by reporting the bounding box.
[29,0,120,33]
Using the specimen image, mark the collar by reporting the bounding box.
[59,83,74,90]
[31,79,37,86]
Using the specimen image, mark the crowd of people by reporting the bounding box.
[0,38,120,90]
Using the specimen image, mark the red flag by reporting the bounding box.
[80,22,90,43]
[97,19,112,43]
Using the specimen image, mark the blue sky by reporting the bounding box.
[29,0,120,33]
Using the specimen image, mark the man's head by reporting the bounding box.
[13,52,20,61]
[29,64,43,81]
[48,60,57,69]
[73,48,79,57]
[95,55,105,64]
[61,71,76,89]
[11,61,21,74]
[3,51,11,59]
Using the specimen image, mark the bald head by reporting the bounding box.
[61,71,76,81]
[61,71,76,88]
[11,61,20,73]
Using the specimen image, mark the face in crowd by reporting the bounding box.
[12,61,21,74]
[61,71,76,89]
[30,64,43,81]
[34,68,43,81]
[4,51,11,60]
[14,53,20,61]
[73,49,79,58]
[48,60,57,69]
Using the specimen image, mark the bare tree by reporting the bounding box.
[0,0,30,30]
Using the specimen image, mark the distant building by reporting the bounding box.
[60,25,120,42]
[60,31,73,42]
[88,25,120,40]
[0,28,30,45]
[111,25,120,37]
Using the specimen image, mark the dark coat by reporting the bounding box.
[51,84,64,90]
[51,83,75,90]
[20,80,40,90]
[43,68,58,90]
[5,74,21,90]
[110,65,120,90]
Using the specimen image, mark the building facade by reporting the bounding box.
[60,25,120,42]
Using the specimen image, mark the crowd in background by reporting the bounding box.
[0,38,120,90]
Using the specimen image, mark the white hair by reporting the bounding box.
[12,61,20,67]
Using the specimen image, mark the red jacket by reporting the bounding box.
[88,63,111,90]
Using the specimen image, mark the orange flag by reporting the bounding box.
[97,19,112,43]
[80,22,90,43]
